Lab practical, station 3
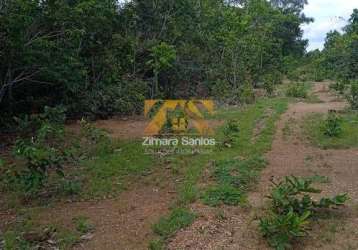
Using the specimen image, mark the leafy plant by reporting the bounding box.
[222,119,240,147]
[12,139,63,192]
[347,81,358,110]
[329,81,346,94]
[286,83,307,98]
[73,216,95,234]
[260,210,311,250]
[323,111,342,137]
[260,176,348,250]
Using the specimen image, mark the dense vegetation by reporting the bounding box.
[0,0,312,124]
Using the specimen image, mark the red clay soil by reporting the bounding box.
[35,170,177,250]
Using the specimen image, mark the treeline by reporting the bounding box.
[0,0,311,123]
[299,9,358,83]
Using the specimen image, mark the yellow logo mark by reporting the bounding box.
[144,100,215,135]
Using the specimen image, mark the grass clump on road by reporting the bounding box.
[152,208,196,239]
[202,156,266,206]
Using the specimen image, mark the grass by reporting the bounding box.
[202,156,266,206]
[152,208,196,239]
[2,214,84,250]
[73,215,95,234]
[303,112,358,149]
[80,139,154,198]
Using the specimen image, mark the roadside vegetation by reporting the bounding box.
[0,1,357,250]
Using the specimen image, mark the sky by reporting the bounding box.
[302,0,358,51]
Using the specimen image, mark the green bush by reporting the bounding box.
[240,84,255,104]
[323,111,342,137]
[286,83,307,98]
[347,81,358,110]
[11,131,64,192]
[263,72,282,96]
[259,176,348,250]
[329,81,346,94]
[260,210,311,250]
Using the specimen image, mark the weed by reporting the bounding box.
[152,208,196,239]
[286,83,308,98]
[73,216,95,234]
[323,111,342,137]
[347,81,358,110]
[148,239,165,250]
[222,119,240,146]
[304,175,330,184]
[202,184,245,206]
[260,210,311,250]
[330,81,346,94]
[259,176,348,250]
[303,112,358,149]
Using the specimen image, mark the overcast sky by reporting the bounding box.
[302,0,358,51]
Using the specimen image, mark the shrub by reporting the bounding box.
[3,107,67,193]
[286,83,307,98]
[260,210,311,250]
[323,111,342,137]
[12,134,64,192]
[329,81,346,94]
[347,81,358,110]
[240,84,255,104]
[263,72,281,96]
[259,176,348,250]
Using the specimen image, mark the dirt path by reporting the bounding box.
[167,82,358,249]
[33,168,177,250]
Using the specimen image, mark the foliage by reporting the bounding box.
[260,176,348,250]
[347,81,358,110]
[321,9,358,81]
[8,111,66,193]
[303,112,358,149]
[0,0,311,120]
[285,83,307,98]
[152,208,195,239]
[323,111,342,137]
[202,184,245,206]
[260,210,311,250]
[329,81,346,94]
[202,156,266,206]
[73,216,95,234]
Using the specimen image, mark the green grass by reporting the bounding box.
[202,184,245,206]
[152,208,196,239]
[201,156,266,207]
[80,140,154,198]
[303,112,358,149]
[73,215,95,234]
[2,215,82,250]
